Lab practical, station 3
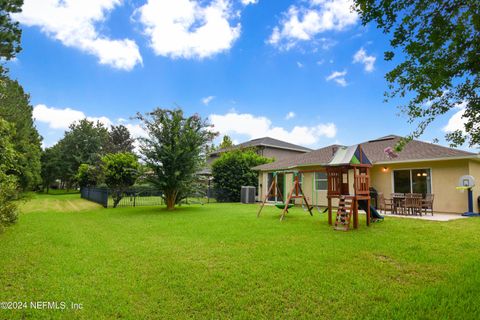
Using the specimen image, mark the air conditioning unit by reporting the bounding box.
[241,186,256,204]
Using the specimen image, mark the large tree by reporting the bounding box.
[0,119,19,232]
[56,119,109,187]
[0,0,23,62]
[137,108,217,210]
[353,0,479,148]
[0,75,42,189]
[104,124,135,154]
[40,146,61,193]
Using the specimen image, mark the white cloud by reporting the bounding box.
[296,61,304,68]
[353,47,376,72]
[241,0,258,5]
[209,112,336,146]
[443,102,468,133]
[33,104,114,129]
[33,104,86,129]
[285,111,296,120]
[32,104,147,140]
[14,0,142,71]
[268,0,357,50]
[326,70,347,87]
[202,95,216,105]
[136,0,241,59]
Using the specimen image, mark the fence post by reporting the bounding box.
[103,189,108,208]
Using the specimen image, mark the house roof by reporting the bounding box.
[210,137,312,155]
[253,135,477,171]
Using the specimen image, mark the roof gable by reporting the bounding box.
[211,136,312,155]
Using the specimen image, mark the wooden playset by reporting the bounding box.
[325,145,373,230]
[256,145,380,231]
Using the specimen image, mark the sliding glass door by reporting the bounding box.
[393,169,432,195]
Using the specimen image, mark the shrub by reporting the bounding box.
[102,152,140,208]
[212,149,272,202]
[76,164,103,188]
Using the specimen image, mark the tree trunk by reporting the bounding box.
[165,192,176,210]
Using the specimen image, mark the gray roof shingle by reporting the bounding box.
[211,137,312,155]
[253,135,477,171]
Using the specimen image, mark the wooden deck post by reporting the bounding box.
[328,197,332,225]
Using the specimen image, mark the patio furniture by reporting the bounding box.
[377,192,393,214]
[391,193,405,214]
[405,193,423,216]
[422,194,434,216]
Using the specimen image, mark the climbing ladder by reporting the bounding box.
[334,196,354,231]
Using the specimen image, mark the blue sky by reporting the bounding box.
[7,0,469,150]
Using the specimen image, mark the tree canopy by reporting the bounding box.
[0,0,23,62]
[105,124,135,154]
[102,152,139,208]
[137,108,217,210]
[55,119,109,187]
[0,75,42,189]
[0,119,19,231]
[219,135,234,149]
[354,0,479,148]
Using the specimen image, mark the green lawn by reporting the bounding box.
[1,194,480,319]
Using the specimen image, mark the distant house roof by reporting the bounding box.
[253,135,477,171]
[210,137,312,155]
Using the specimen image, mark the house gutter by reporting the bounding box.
[374,155,480,165]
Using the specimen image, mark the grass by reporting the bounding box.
[1,194,480,319]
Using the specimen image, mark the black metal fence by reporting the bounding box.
[80,187,217,208]
[80,187,109,207]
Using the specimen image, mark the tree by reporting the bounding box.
[104,124,135,154]
[56,119,109,187]
[0,0,23,62]
[219,135,234,149]
[137,108,218,210]
[76,164,102,188]
[212,149,272,202]
[0,75,42,189]
[102,153,139,208]
[40,147,61,193]
[0,119,19,232]
[353,0,479,148]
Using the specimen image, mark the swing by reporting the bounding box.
[276,203,294,210]
[257,171,313,220]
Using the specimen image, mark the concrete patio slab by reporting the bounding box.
[380,212,467,221]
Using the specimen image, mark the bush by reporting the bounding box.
[102,153,140,208]
[212,149,272,202]
[76,163,103,188]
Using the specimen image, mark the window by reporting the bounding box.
[315,172,328,191]
[393,169,431,195]
[298,173,303,187]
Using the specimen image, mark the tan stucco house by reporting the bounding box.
[253,135,480,214]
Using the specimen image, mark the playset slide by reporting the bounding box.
[358,200,384,220]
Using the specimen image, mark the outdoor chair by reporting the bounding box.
[391,193,405,214]
[422,194,434,216]
[405,193,423,216]
[378,192,393,214]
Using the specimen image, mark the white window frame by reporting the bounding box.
[391,168,433,194]
[314,172,328,191]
